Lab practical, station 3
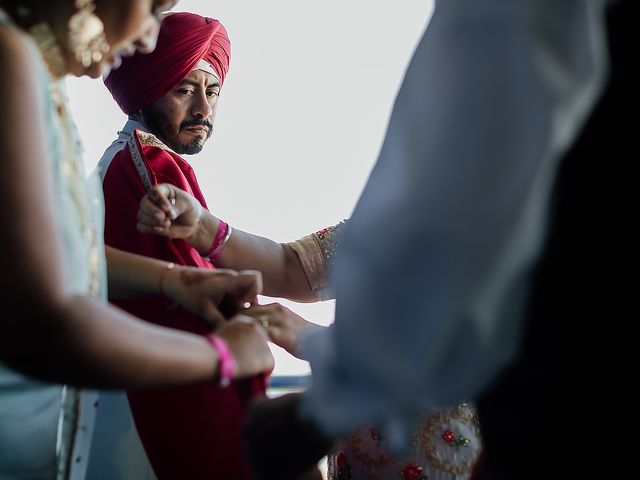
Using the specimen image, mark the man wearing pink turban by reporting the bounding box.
[97,12,260,480]
[104,11,230,117]
[97,11,324,480]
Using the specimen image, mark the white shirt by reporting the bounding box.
[85,120,157,480]
[301,0,609,449]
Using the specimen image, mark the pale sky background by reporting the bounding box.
[67,0,434,376]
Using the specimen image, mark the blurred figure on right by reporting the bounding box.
[245,222,482,480]
[243,1,638,479]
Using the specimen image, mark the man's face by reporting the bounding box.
[140,69,220,154]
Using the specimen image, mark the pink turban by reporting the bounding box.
[105,12,231,114]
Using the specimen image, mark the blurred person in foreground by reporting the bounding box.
[242,0,637,479]
[0,1,273,479]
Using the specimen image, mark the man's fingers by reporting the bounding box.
[138,207,169,226]
[139,196,176,228]
[136,219,170,236]
[148,185,178,219]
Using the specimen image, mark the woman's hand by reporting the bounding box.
[137,183,202,240]
[164,268,263,326]
[244,303,323,359]
[216,315,275,379]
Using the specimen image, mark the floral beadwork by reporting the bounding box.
[401,463,428,480]
[442,430,471,449]
[350,426,393,478]
[287,220,347,301]
[420,405,481,476]
[334,451,352,480]
[327,404,481,479]
[370,426,383,443]
[312,220,347,267]
[316,226,334,238]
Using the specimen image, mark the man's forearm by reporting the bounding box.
[216,230,316,302]
[182,209,316,301]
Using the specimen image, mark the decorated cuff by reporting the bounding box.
[288,221,346,301]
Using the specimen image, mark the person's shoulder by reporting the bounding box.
[98,141,130,181]
[0,22,23,51]
[0,24,47,147]
[0,24,37,80]
[0,24,46,116]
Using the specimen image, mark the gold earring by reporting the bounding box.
[67,0,110,68]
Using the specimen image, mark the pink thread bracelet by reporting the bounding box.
[207,220,233,261]
[208,335,236,387]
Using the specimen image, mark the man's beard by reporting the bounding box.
[140,105,213,155]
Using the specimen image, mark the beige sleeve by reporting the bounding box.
[287,221,346,301]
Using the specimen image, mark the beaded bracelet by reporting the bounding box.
[207,220,233,261]
[208,335,236,387]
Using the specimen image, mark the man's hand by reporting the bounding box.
[243,302,323,359]
[137,183,202,240]
[244,392,334,479]
[164,268,263,326]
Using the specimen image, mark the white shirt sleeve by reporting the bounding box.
[301,0,608,446]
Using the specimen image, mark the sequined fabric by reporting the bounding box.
[328,404,482,480]
[288,221,346,300]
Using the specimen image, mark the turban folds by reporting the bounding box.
[105,12,231,114]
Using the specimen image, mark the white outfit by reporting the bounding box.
[0,9,107,479]
[90,78,231,480]
[84,119,156,480]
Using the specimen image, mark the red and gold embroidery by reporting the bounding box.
[420,406,480,475]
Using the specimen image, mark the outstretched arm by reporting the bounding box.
[106,245,262,325]
[137,183,317,301]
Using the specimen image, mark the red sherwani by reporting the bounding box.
[101,129,265,479]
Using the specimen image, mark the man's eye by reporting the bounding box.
[207,91,220,98]
[177,89,193,95]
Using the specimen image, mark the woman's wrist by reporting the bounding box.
[158,262,188,303]
[208,335,236,387]
[158,262,176,298]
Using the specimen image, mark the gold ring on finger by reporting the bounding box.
[257,315,269,328]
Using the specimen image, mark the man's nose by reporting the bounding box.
[191,90,213,118]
